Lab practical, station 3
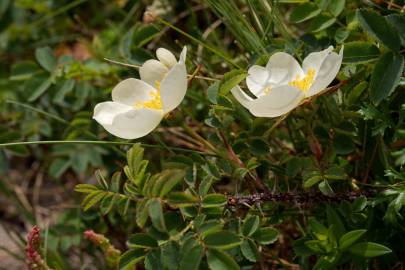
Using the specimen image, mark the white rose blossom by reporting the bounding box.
[93,47,187,139]
[231,46,344,117]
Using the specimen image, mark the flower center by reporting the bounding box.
[288,68,316,92]
[263,86,271,95]
[134,80,163,110]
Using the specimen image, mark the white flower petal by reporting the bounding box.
[231,86,254,109]
[159,62,187,113]
[246,77,267,97]
[266,52,304,85]
[93,101,133,125]
[248,85,305,117]
[111,78,157,106]
[156,48,177,68]
[247,65,269,85]
[139,59,168,88]
[302,46,334,74]
[306,46,343,97]
[103,108,163,139]
[179,46,187,64]
[246,65,270,96]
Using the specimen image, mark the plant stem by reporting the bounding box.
[218,130,269,192]
[0,140,216,155]
[32,0,88,26]
[154,15,242,69]
[103,58,219,82]
[6,100,68,124]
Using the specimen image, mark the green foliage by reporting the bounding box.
[1,0,404,269]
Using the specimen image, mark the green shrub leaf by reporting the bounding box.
[348,242,392,257]
[339,230,366,250]
[252,227,279,245]
[290,3,321,23]
[127,233,158,248]
[206,249,240,270]
[369,51,404,104]
[357,9,400,51]
[203,231,241,250]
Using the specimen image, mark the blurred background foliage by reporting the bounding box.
[0,0,404,269]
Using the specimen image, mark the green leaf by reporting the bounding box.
[119,249,146,270]
[35,47,57,72]
[203,231,241,250]
[242,215,260,237]
[326,206,345,239]
[136,198,149,228]
[95,169,108,190]
[252,227,279,245]
[339,230,366,250]
[49,159,71,178]
[9,61,40,81]
[369,51,404,104]
[346,81,367,105]
[305,240,324,253]
[319,180,334,196]
[74,184,99,193]
[308,218,328,237]
[352,196,367,212]
[100,194,116,215]
[308,14,336,33]
[110,172,121,192]
[167,192,197,207]
[202,194,227,208]
[127,233,158,248]
[206,249,240,270]
[335,28,350,43]
[386,14,405,47]
[207,82,220,104]
[53,79,75,104]
[304,175,323,188]
[250,138,269,155]
[197,220,224,237]
[289,3,321,23]
[161,241,180,270]
[127,144,145,178]
[219,70,247,95]
[81,191,106,211]
[327,0,345,17]
[357,9,400,52]
[148,198,167,232]
[179,243,203,270]
[348,242,392,258]
[28,76,53,102]
[343,42,380,63]
[240,239,259,262]
[159,169,185,198]
[145,249,163,270]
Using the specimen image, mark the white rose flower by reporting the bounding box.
[93,47,187,139]
[231,46,343,117]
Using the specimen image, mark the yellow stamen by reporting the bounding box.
[263,86,271,94]
[155,80,161,89]
[288,68,316,92]
[135,80,163,110]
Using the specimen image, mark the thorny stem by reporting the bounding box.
[227,190,377,208]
